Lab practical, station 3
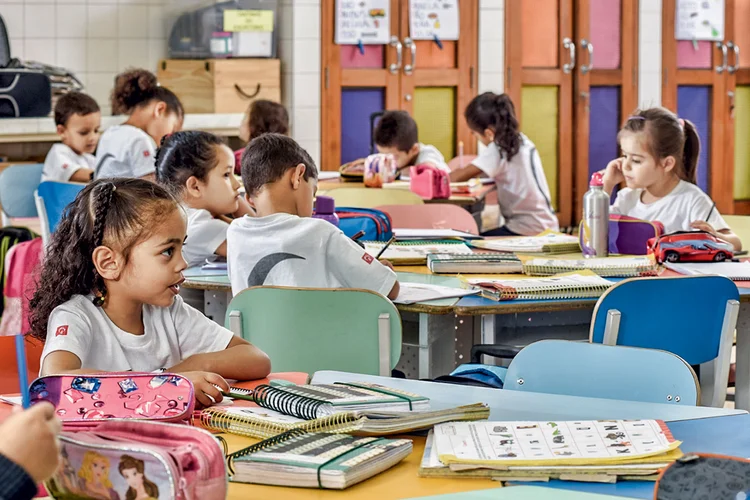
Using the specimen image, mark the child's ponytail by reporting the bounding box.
[682,119,700,184]
[464,92,522,159]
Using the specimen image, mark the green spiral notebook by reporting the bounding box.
[364,240,473,265]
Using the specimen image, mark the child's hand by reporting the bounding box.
[0,402,61,482]
[379,259,395,270]
[602,158,625,192]
[180,371,229,408]
[691,220,719,236]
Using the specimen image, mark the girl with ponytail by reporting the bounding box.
[603,107,741,250]
[452,92,559,236]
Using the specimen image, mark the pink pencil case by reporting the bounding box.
[410,164,450,199]
[29,373,195,423]
[364,153,398,188]
[46,419,227,500]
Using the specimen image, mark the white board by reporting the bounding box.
[409,0,460,41]
[675,0,724,41]
[335,0,391,45]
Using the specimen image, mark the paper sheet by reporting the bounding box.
[365,242,473,261]
[394,283,479,305]
[472,232,580,253]
[393,228,480,240]
[665,261,750,280]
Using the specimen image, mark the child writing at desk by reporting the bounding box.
[29,179,271,407]
[95,69,183,181]
[602,107,742,251]
[450,92,559,236]
[227,133,400,300]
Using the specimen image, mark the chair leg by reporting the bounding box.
[702,300,740,407]
[228,310,243,338]
[602,309,621,346]
[378,313,391,377]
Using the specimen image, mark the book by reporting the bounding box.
[427,253,523,274]
[195,402,490,440]
[664,261,750,281]
[393,228,483,240]
[229,430,412,489]
[469,230,581,254]
[394,282,480,304]
[521,256,659,278]
[230,382,430,420]
[364,240,473,265]
[464,271,614,301]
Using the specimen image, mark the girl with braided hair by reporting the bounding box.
[29,179,271,407]
[450,92,559,236]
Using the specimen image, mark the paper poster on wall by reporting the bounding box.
[409,0,460,41]
[335,0,390,45]
[675,0,724,41]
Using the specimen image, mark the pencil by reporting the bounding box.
[351,230,366,241]
[375,236,396,259]
[706,201,716,222]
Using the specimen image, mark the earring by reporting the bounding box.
[92,291,106,307]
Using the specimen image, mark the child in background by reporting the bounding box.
[603,107,742,250]
[235,99,289,173]
[228,134,399,300]
[43,92,100,183]
[95,69,183,180]
[156,131,250,268]
[30,179,271,407]
[451,92,559,236]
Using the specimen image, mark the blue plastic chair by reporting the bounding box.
[504,340,700,405]
[0,164,43,225]
[34,181,85,247]
[590,276,739,407]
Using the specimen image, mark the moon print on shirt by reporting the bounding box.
[247,253,306,287]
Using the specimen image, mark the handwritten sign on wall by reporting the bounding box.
[675,0,724,41]
[409,0,460,41]
[335,0,391,45]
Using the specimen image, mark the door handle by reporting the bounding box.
[404,38,417,76]
[716,42,728,73]
[562,37,576,74]
[728,41,740,74]
[580,39,594,74]
[389,36,402,75]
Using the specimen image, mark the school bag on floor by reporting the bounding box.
[0,236,42,336]
[0,227,36,319]
[336,207,393,241]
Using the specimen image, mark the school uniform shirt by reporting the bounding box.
[94,124,157,179]
[41,294,234,372]
[227,213,397,297]
[183,206,229,268]
[471,134,559,235]
[415,143,450,173]
[611,180,729,234]
[42,143,95,182]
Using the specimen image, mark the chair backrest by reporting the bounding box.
[504,340,699,405]
[590,276,739,365]
[225,286,402,376]
[0,164,43,221]
[447,155,478,172]
[35,181,85,241]
[324,187,424,208]
[375,203,479,235]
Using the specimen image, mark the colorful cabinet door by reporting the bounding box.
[730,0,750,213]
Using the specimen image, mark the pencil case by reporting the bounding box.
[29,373,195,423]
[578,215,665,255]
[339,161,364,182]
[410,164,450,199]
[364,153,398,188]
[654,453,750,499]
[46,419,227,500]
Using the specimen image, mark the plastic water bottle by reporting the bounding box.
[312,195,339,227]
[582,172,609,257]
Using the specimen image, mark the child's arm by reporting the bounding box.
[40,350,105,376]
[691,221,743,251]
[167,336,271,380]
[602,158,625,195]
[68,168,94,183]
[450,164,483,183]
[379,259,400,299]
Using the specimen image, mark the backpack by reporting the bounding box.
[0,227,36,318]
[336,207,393,242]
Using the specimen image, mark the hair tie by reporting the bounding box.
[627,116,646,121]
[678,118,685,129]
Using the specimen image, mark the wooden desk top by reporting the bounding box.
[317,180,495,207]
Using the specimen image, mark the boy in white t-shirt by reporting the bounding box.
[228,134,399,299]
[42,92,100,183]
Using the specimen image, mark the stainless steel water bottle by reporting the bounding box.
[582,171,609,257]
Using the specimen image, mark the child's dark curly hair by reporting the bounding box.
[29,178,180,341]
[111,68,183,118]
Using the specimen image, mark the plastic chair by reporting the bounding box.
[323,187,424,208]
[375,204,479,235]
[34,181,85,247]
[504,340,699,405]
[590,276,739,407]
[447,155,478,172]
[226,286,402,376]
[0,164,43,226]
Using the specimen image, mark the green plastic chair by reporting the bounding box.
[225,286,402,376]
[322,187,424,208]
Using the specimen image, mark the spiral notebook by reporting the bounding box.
[427,253,523,274]
[196,403,489,439]
[520,256,659,277]
[364,240,473,265]
[465,271,614,301]
[469,230,581,254]
[664,261,750,281]
[228,430,412,489]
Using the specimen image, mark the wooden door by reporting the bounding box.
[505,0,575,226]
[730,0,750,213]
[573,0,639,220]
[662,0,730,213]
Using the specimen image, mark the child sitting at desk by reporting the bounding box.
[602,107,742,251]
[227,133,400,299]
[235,99,290,174]
[29,178,271,407]
[43,92,100,183]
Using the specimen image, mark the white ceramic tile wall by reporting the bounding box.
[478,0,504,94]
[639,0,662,108]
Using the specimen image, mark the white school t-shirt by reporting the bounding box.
[611,180,729,234]
[471,135,559,235]
[95,125,157,179]
[183,206,229,268]
[42,143,95,182]
[41,294,234,373]
[416,144,450,173]
[227,213,397,297]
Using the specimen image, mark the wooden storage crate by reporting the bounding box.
[157,59,281,114]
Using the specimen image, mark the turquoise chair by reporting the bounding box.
[226,286,402,376]
[34,181,86,247]
[0,164,43,225]
[504,340,699,405]
[590,276,739,407]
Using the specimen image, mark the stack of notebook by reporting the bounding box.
[521,256,659,277]
[664,261,750,281]
[470,231,581,254]
[364,240,473,265]
[393,228,482,240]
[465,271,614,301]
[421,420,682,483]
[427,253,523,274]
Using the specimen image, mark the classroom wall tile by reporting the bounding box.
[292,73,320,109]
[479,40,503,74]
[638,0,661,108]
[639,8,661,43]
[0,4,25,38]
[735,86,750,200]
[118,5,148,39]
[87,4,118,38]
[56,4,88,38]
[293,39,320,74]
[292,4,320,40]
[147,5,167,39]
[118,39,150,69]
[86,72,114,114]
[24,38,56,63]
[86,38,118,72]
[24,4,56,38]
[56,38,87,73]
[293,107,321,142]
[148,37,167,69]
[479,8,503,41]
[521,86,559,209]
[677,86,711,193]
[8,38,24,60]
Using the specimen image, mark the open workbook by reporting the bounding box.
[465,271,614,301]
[364,240,473,265]
[470,231,581,254]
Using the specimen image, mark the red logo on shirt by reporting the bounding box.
[143,151,151,158]
[55,325,69,337]
[62,163,69,170]
[362,253,374,264]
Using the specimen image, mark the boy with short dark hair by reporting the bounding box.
[227,133,399,300]
[371,110,450,172]
[42,92,101,182]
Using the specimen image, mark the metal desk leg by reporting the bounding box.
[417,313,460,380]
[204,290,230,325]
[480,314,498,365]
[418,313,431,379]
[735,302,750,410]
